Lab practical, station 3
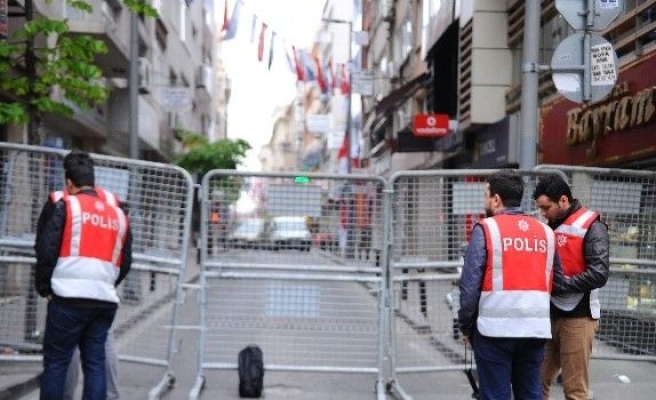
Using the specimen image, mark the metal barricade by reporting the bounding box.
[536,164,656,362]
[0,143,195,399]
[190,170,388,399]
[385,169,566,399]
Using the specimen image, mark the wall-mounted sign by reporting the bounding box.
[412,113,449,137]
[541,50,656,166]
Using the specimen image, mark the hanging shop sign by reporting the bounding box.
[412,113,449,137]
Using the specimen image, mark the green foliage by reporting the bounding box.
[175,132,251,175]
[0,1,158,125]
[174,132,252,204]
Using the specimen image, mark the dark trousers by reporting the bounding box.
[41,301,116,400]
[473,330,546,400]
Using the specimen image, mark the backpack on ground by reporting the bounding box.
[238,345,264,398]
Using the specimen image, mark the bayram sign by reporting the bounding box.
[541,50,656,166]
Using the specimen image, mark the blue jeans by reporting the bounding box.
[473,330,546,400]
[41,301,116,400]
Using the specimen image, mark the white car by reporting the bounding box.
[267,216,312,251]
[228,218,266,249]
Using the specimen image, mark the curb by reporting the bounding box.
[0,373,40,400]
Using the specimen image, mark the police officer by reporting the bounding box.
[534,174,609,400]
[458,169,564,400]
[35,151,132,400]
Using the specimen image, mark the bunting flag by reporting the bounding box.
[301,50,316,81]
[285,46,296,75]
[223,0,243,40]
[249,14,257,43]
[221,0,229,32]
[333,62,342,91]
[337,132,349,175]
[268,32,276,70]
[292,47,305,81]
[323,60,333,94]
[257,23,267,62]
[337,131,360,174]
[315,56,328,94]
[339,63,350,94]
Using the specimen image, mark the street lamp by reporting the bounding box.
[322,17,353,174]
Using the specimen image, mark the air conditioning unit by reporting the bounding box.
[168,112,179,129]
[138,57,152,94]
[195,64,212,90]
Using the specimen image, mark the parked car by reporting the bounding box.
[227,218,267,249]
[268,216,312,251]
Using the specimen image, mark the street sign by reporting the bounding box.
[159,87,192,112]
[555,0,624,32]
[551,32,618,104]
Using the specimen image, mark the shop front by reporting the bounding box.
[541,50,656,168]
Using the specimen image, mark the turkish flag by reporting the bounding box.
[257,23,267,62]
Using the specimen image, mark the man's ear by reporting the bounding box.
[65,179,74,194]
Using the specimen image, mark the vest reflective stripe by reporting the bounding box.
[478,215,554,338]
[110,211,128,265]
[67,196,83,256]
[552,208,601,318]
[50,188,118,206]
[485,219,504,290]
[99,188,118,207]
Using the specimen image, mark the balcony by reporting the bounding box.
[59,1,135,78]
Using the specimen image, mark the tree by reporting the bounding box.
[174,132,252,233]
[0,0,157,142]
[175,131,251,177]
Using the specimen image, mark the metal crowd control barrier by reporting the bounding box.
[190,170,388,399]
[0,143,195,399]
[385,169,567,399]
[536,165,656,362]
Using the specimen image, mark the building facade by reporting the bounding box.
[1,0,219,161]
[359,0,656,174]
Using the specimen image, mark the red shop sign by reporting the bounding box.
[412,113,449,137]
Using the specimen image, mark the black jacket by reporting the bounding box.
[34,188,133,308]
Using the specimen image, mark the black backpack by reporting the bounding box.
[238,345,264,398]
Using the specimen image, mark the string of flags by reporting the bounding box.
[220,0,349,95]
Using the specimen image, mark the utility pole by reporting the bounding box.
[25,0,40,144]
[129,12,139,159]
[519,0,540,169]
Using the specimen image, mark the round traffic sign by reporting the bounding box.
[556,0,624,32]
[551,32,618,104]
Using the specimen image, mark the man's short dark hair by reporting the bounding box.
[487,169,524,208]
[63,151,95,187]
[532,174,572,203]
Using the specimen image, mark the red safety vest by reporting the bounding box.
[551,207,601,317]
[50,191,128,303]
[477,214,555,338]
[555,208,599,276]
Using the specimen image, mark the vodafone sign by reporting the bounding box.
[412,113,449,137]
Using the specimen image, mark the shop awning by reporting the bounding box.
[374,72,430,115]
